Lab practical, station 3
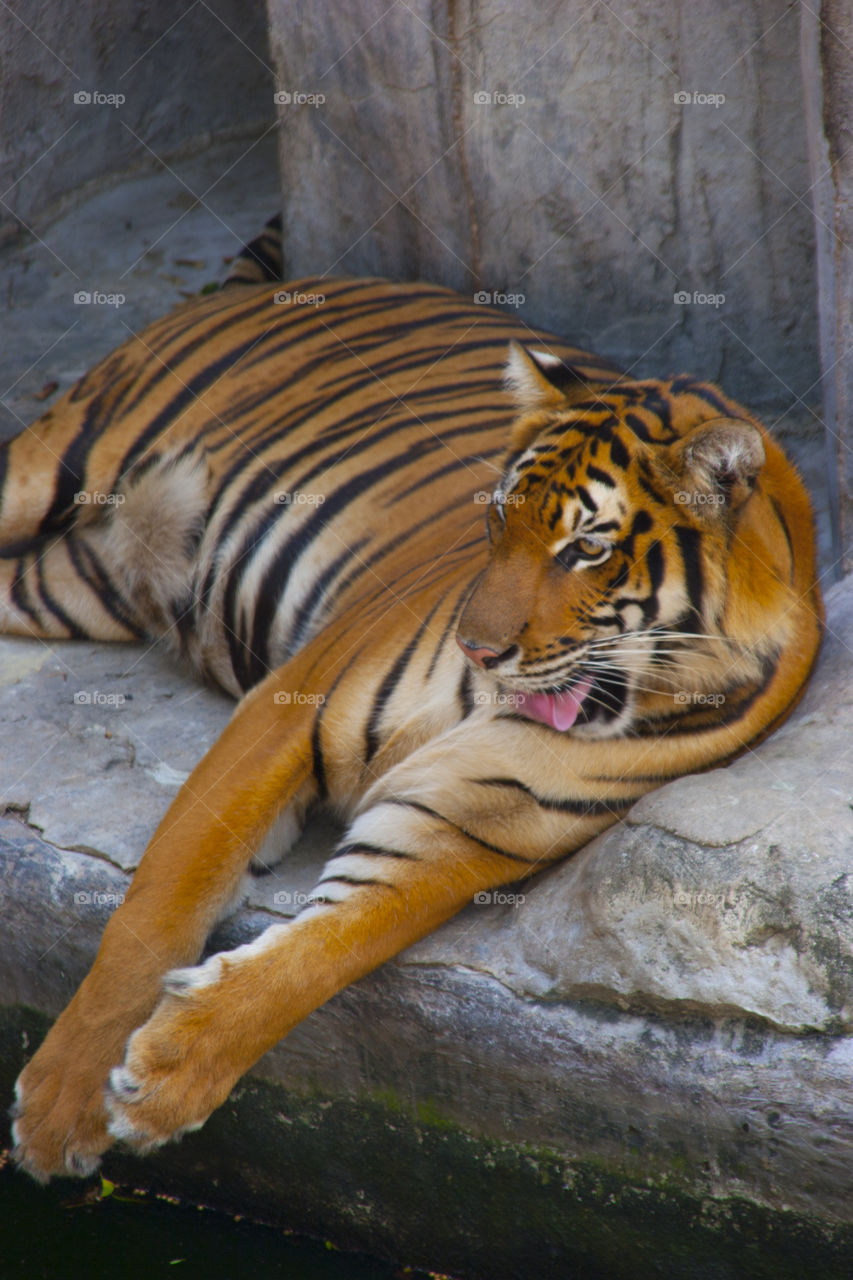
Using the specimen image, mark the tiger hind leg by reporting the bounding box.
[0,448,209,644]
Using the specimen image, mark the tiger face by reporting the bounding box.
[457,343,772,738]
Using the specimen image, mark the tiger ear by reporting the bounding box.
[504,342,590,412]
[664,418,766,512]
[504,343,596,450]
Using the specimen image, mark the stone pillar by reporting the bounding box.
[265,0,819,426]
[802,0,853,578]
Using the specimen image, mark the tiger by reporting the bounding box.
[5,218,822,1183]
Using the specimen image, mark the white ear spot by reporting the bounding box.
[529,348,563,368]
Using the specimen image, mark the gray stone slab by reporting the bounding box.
[1,579,852,1262]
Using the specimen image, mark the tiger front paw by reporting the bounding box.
[104,970,242,1152]
[11,1017,118,1182]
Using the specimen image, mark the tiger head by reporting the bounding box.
[457,343,805,738]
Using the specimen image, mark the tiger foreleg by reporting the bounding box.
[102,721,619,1152]
[11,674,317,1181]
[103,819,533,1150]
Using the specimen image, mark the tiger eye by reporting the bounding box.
[576,536,605,558]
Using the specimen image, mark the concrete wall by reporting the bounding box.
[266,0,819,424]
[801,0,853,575]
[0,0,274,244]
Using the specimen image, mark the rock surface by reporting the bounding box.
[266,0,818,423]
[1,578,852,1277]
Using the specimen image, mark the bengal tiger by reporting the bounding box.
[5,220,822,1182]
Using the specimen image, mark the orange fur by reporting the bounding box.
[4,275,821,1180]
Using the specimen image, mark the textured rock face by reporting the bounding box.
[266,0,818,420]
[1,578,852,1272]
[0,0,273,245]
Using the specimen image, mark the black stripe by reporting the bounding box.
[636,470,668,506]
[69,539,146,637]
[227,234,282,285]
[632,387,673,433]
[10,557,41,627]
[364,595,445,764]
[112,283,388,482]
[382,797,540,865]
[585,464,616,489]
[684,382,733,416]
[315,875,395,890]
[34,552,85,638]
[39,456,88,539]
[574,484,597,511]
[624,412,653,442]
[310,663,351,800]
[458,665,475,717]
[334,841,419,862]
[310,714,327,799]
[426,585,473,681]
[112,289,280,441]
[674,524,705,627]
[285,536,371,655]
[631,655,779,738]
[617,508,654,567]
[643,540,665,622]
[473,776,636,816]
[114,330,283,485]
[609,436,630,469]
[120,281,379,422]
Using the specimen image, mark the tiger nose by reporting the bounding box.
[456,638,517,670]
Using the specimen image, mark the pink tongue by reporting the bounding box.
[515,675,594,732]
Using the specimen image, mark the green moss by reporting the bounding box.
[4,1006,853,1280]
[413,1098,457,1131]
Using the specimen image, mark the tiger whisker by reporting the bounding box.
[585,627,730,640]
[583,631,731,648]
[582,672,694,697]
